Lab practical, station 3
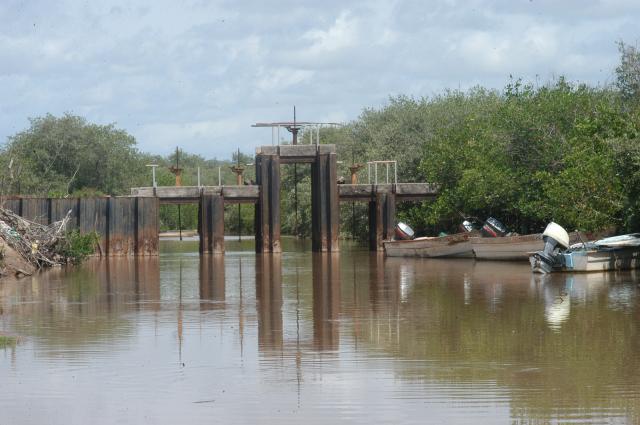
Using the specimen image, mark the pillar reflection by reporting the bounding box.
[369,253,400,313]
[312,253,340,351]
[255,255,283,353]
[199,254,225,310]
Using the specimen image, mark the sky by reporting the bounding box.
[0,0,638,159]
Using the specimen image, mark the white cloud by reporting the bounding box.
[303,11,360,55]
[0,0,637,158]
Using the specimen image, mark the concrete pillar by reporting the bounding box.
[199,194,225,254]
[255,154,281,253]
[311,152,340,252]
[368,190,396,251]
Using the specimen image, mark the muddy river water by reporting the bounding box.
[1,240,639,424]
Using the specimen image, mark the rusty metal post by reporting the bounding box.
[368,190,396,251]
[311,152,339,252]
[199,193,224,254]
[328,153,340,251]
[311,155,326,251]
[255,154,281,253]
[369,191,396,251]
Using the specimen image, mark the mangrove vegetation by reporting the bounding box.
[1,41,640,238]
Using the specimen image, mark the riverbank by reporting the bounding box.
[0,237,36,279]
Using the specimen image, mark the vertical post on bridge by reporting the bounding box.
[255,154,281,253]
[199,193,224,254]
[311,151,339,252]
[368,190,396,251]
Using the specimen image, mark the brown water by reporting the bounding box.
[1,240,639,424]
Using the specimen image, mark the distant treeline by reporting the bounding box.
[1,41,639,237]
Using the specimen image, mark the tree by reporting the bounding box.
[0,114,146,196]
[616,41,640,103]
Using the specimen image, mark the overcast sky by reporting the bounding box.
[1,0,638,159]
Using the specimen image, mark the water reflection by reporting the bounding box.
[255,255,283,353]
[543,276,572,331]
[0,246,639,424]
[199,255,225,309]
[312,253,340,352]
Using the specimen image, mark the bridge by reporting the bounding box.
[2,144,438,256]
[132,144,437,254]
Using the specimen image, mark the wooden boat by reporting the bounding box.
[471,231,605,261]
[384,231,479,258]
[471,233,544,261]
[531,233,640,273]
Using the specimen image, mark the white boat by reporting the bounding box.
[384,231,479,258]
[530,223,640,273]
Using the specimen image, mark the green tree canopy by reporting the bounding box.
[0,113,148,196]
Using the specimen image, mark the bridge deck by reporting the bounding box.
[338,183,438,201]
[130,182,437,204]
[130,186,259,204]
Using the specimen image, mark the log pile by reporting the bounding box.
[0,207,71,268]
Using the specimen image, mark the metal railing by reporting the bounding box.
[367,161,397,184]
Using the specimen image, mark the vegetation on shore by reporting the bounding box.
[1,41,639,239]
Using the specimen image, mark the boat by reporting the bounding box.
[471,233,545,261]
[384,217,500,258]
[472,228,606,261]
[470,217,552,261]
[384,230,480,258]
[530,223,640,273]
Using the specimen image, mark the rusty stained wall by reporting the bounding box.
[0,196,159,256]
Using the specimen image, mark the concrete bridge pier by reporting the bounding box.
[311,152,340,252]
[255,154,281,253]
[368,190,396,252]
[199,193,225,254]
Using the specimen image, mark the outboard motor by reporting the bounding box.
[395,222,415,240]
[460,220,475,233]
[481,217,508,237]
[531,222,570,273]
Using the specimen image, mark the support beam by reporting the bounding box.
[368,191,396,251]
[255,154,281,253]
[311,152,340,252]
[199,194,225,254]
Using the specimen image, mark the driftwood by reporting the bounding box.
[0,207,71,268]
